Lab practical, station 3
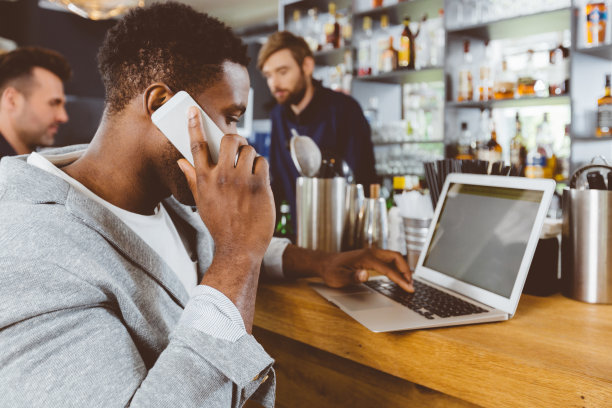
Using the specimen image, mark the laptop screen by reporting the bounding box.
[422,183,544,298]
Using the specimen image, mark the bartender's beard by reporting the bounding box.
[278,72,308,107]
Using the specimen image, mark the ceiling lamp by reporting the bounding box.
[47,0,144,20]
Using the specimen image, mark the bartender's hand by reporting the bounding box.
[178,106,275,331]
[282,245,414,292]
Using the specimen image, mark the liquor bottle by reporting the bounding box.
[340,12,352,48]
[478,110,502,164]
[274,200,294,239]
[372,0,383,7]
[381,36,398,73]
[398,17,412,69]
[304,8,321,52]
[538,113,555,178]
[456,122,475,160]
[413,14,427,70]
[324,3,341,49]
[555,124,571,181]
[526,113,554,179]
[548,31,570,96]
[429,9,445,67]
[479,41,493,101]
[517,50,537,97]
[597,74,612,137]
[510,112,527,174]
[586,2,607,47]
[475,108,489,159]
[457,40,473,102]
[376,15,391,75]
[493,59,516,100]
[358,16,373,77]
[518,50,547,98]
[289,9,302,35]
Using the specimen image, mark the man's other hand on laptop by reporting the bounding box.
[282,246,414,292]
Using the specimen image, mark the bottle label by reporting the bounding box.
[399,36,410,65]
[458,70,473,100]
[597,104,612,128]
[588,9,601,23]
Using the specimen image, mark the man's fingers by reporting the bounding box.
[372,247,412,280]
[177,158,197,196]
[354,269,369,283]
[252,156,270,179]
[235,145,257,173]
[363,256,414,292]
[187,106,212,171]
[219,134,247,168]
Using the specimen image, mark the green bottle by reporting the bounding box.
[275,200,294,239]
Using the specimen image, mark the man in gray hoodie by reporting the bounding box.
[0,2,412,407]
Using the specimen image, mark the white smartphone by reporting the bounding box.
[151,91,225,165]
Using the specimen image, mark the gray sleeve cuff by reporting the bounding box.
[262,237,291,280]
[178,285,246,342]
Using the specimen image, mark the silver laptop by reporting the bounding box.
[311,173,556,332]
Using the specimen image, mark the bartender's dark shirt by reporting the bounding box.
[269,82,377,230]
[0,132,17,159]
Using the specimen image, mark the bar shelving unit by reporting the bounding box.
[278,0,612,178]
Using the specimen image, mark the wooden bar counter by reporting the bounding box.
[250,279,612,408]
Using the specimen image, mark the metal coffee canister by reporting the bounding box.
[562,159,612,304]
[296,177,347,253]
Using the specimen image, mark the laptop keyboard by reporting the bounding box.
[364,279,489,320]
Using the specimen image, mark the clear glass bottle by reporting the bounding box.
[548,31,570,96]
[428,8,445,68]
[457,40,474,102]
[538,113,555,178]
[376,14,391,75]
[456,122,475,160]
[289,9,303,36]
[479,41,493,101]
[358,16,373,77]
[510,112,527,174]
[304,8,321,52]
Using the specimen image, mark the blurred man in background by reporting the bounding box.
[0,46,71,158]
[258,31,377,227]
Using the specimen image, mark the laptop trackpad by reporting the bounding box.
[330,293,397,311]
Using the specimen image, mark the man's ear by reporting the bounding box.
[0,87,23,112]
[302,56,315,78]
[143,83,174,116]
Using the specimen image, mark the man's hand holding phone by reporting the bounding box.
[177,106,275,331]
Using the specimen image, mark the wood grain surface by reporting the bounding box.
[252,279,612,408]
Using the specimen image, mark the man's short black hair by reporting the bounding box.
[0,46,71,95]
[98,1,249,114]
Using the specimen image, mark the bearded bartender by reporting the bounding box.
[258,31,377,230]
